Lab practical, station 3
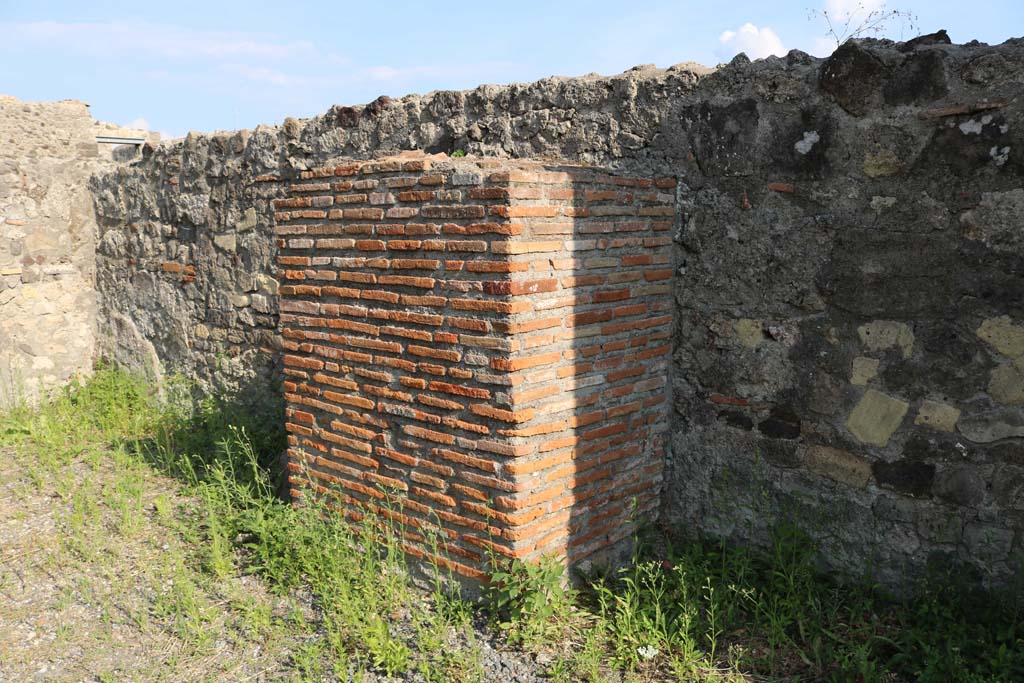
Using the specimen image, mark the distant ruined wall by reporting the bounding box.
[0,96,148,403]
[91,34,1024,589]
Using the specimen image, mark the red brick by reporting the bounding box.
[490,351,561,372]
[483,279,558,296]
[418,395,464,411]
[391,258,440,270]
[380,325,432,342]
[446,241,488,253]
[566,310,613,327]
[469,403,536,424]
[399,294,446,307]
[496,420,566,438]
[398,190,436,202]
[490,241,561,255]
[450,299,531,314]
[344,208,384,220]
[465,261,529,273]
[376,447,419,467]
[507,206,558,218]
[378,275,435,289]
[421,205,485,219]
[387,240,423,250]
[593,289,631,303]
[768,181,796,194]
[323,390,375,410]
[432,448,498,473]
[449,317,489,333]
[428,381,491,399]
[409,345,461,363]
[403,424,456,445]
[283,162,673,579]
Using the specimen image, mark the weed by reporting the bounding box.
[548,525,1024,682]
[230,591,274,638]
[809,2,918,48]
[487,553,573,647]
[291,638,327,682]
[4,368,1023,683]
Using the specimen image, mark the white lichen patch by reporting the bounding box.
[990,146,1011,166]
[795,131,820,155]
[870,196,897,211]
[959,118,984,135]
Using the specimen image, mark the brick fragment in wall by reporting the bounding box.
[280,155,676,578]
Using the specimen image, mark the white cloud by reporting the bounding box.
[358,64,504,84]
[123,117,150,130]
[219,60,522,90]
[0,18,526,133]
[2,20,317,61]
[119,117,177,141]
[717,23,787,61]
[824,0,886,22]
[219,64,309,87]
[3,19,521,94]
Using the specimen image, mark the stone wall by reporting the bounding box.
[0,96,148,404]
[279,154,674,580]
[91,131,284,414]
[89,34,1024,589]
[668,38,1024,589]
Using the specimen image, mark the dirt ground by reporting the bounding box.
[0,447,313,683]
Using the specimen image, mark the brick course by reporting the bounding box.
[279,153,675,579]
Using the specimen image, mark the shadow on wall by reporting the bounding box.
[495,164,676,569]
[276,155,677,583]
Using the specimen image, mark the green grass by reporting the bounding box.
[2,367,1022,682]
[486,528,1024,683]
[545,527,1024,682]
[1,368,485,681]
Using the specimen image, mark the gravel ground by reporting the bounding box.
[0,447,555,683]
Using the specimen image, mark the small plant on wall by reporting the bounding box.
[809,2,919,49]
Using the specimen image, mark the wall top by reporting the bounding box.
[292,152,676,190]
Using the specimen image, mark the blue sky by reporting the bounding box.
[1,1,1020,138]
